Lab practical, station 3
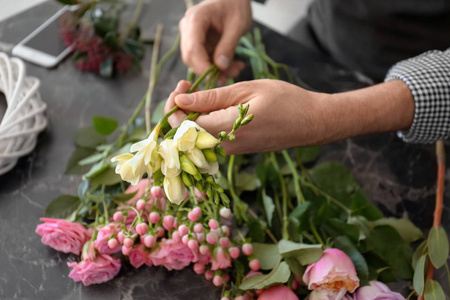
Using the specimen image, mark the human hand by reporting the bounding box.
[164,79,331,154]
[179,0,252,77]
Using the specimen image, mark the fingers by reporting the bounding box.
[213,22,245,70]
[164,80,191,128]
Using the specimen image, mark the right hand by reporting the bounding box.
[179,0,252,76]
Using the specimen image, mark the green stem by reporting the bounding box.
[309,218,325,246]
[228,155,247,223]
[270,152,289,240]
[281,150,304,205]
[118,0,144,43]
[155,33,180,80]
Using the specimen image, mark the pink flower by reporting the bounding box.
[303,248,359,293]
[67,254,121,286]
[150,238,197,270]
[129,244,151,268]
[308,289,353,300]
[125,178,151,205]
[94,224,121,254]
[36,218,90,255]
[211,247,231,271]
[257,285,299,300]
[353,281,405,300]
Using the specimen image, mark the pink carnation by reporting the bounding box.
[211,247,231,271]
[150,238,197,270]
[36,218,90,255]
[94,224,121,254]
[67,254,121,286]
[129,244,151,268]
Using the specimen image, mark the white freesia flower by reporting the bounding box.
[186,147,209,170]
[127,124,161,177]
[174,120,203,152]
[195,131,219,149]
[159,139,181,178]
[111,153,140,185]
[199,161,219,175]
[164,175,185,205]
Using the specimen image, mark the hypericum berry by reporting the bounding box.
[151,186,164,199]
[221,225,230,237]
[122,245,132,256]
[149,212,160,224]
[219,207,231,219]
[213,275,223,286]
[143,235,156,248]
[178,225,189,236]
[242,243,253,256]
[117,231,125,243]
[192,206,202,217]
[107,238,118,249]
[188,239,199,251]
[229,247,240,259]
[219,237,230,248]
[113,211,124,222]
[249,259,260,271]
[197,233,205,242]
[208,219,219,230]
[193,223,204,233]
[222,273,230,283]
[124,237,134,248]
[163,215,175,231]
[187,211,199,222]
[136,199,146,211]
[199,245,210,255]
[204,270,214,281]
[172,231,181,243]
[193,263,205,274]
[156,226,165,238]
[182,234,190,245]
[136,223,148,236]
[206,232,217,245]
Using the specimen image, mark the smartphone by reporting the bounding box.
[12,6,76,68]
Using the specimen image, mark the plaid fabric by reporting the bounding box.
[385,49,450,143]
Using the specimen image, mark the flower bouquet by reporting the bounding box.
[36,12,449,300]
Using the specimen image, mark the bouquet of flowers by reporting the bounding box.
[36,10,449,299]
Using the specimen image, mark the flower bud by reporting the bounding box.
[122,245,132,256]
[218,131,227,139]
[136,223,148,236]
[228,134,235,141]
[249,259,260,271]
[195,131,219,149]
[213,275,223,286]
[149,212,160,224]
[163,215,175,231]
[181,171,194,187]
[107,238,118,250]
[143,234,156,248]
[194,223,204,233]
[242,243,253,256]
[199,245,210,255]
[220,207,232,219]
[204,270,214,281]
[215,145,226,157]
[172,231,181,243]
[178,225,189,236]
[193,263,205,274]
[208,219,219,230]
[150,186,164,199]
[180,155,199,176]
[240,114,254,125]
[164,175,186,205]
[229,247,240,259]
[113,211,124,222]
[202,148,217,162]
[188,211,199,222]
[124,237,134,248]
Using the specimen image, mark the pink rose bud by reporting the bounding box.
[122,245,132,256]
[117,231,125,243]
[178,224,189,236]
[163,215,175,231]
[193,263,205,274]
[219,207,231,219]
[219,237,230,248]
[182,235,190,245]
[229,247,240,259]
[136,199,146,211]
[292,281,298,290]
[197,233,205,242]
[188,239,199,252]
[206,232,217,245]
[149,212,160,224]
[188,211,199,222]
[303,248,360,293]
[242,243,253,256]
[221,225,230,237]
[257,285,299,300]
[172,231,181,243]
[192,206,202,217]
[113,212,124,222]
[353,281,404,300]
[249,259,260,271]
[123,237,134,248]
[156,226,165,238]
[136,223,148,236]
[151,186,164,199]
[204,270,214,281]
[213,275,223,286]
[199,245,210,255]
[208,219,219,230]
[107,238,118,249]
[143,235,156,248]
[193,223,204,233]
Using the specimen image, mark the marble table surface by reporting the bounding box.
[0,1,448,299]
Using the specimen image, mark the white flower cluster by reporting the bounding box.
[112,121,220,205]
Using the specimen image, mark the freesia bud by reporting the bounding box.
[180,155,199,176]
[215,145,226,157]
[195,131,219,149]
[202,148,217,162]
[181,171,194,187]
[218,131,227,139]
[240,114,254,125]
[163,176,186,205]
[228,134,235,141]
[186,147,209,169]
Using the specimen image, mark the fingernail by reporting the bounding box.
[216,55,230,70]
[176,94,194,106]
[175,81,183,91]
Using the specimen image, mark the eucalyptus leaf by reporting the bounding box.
[45,195,80,219]
[424,279,445,300]
[252,243,281,270]
[262,190,275,227]
[93,116,118,136]
[278,239,323,265]
[413,254,427,295]
[239,261,290,290]
[74,126,107,149]
[334,236,369,286]
[373,218,423,243]
[428,226,449,269]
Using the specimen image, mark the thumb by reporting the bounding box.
[213,27,243,70]
[174,84,247,113]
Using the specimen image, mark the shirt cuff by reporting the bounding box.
[384,49,450,144]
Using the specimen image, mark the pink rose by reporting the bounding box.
[129,244,151,268]
[258,285,299,300]
[94,224,121,254]
[211,247,231,270]
[353,281,405,300]
[67,254,121,286]
[150,238,197,270]
[36,218,90,255]
[125,178,151,205]
[308,289,353,300]
[303,248,359,293]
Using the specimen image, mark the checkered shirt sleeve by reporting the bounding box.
[385,49,450,144]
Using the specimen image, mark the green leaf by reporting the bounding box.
[74,126,107,149]
[45,195,80,219]
[235,172,261,192]
[412,240,428,269]
[351,188,383,221]
[252,243,281,270]
[278,239,323,265]
[284,257,305,279]
[65,147,96,174]
[334,235,369,286]
[84,161,109,179]
[262,190,275,227]
[78,152,104,166]
[92,116,118,136]
[247,219,266,243]
[78,179,89,200]
[428,226,449,269]
[325,218,360,243]
[100,57,114,78]
[424,279,446,300]
[239,261,290,290]
[289,202,311,219]
[373,218,423,243]
[90,167,122,186]
[413,254,427,295]
[126,127,148,143]
[294,146,320,163]
[110,191,136,204]
[152,100,166,125]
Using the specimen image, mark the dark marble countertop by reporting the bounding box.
[0,1,448,299]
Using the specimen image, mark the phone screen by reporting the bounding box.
[23,17,67,57]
